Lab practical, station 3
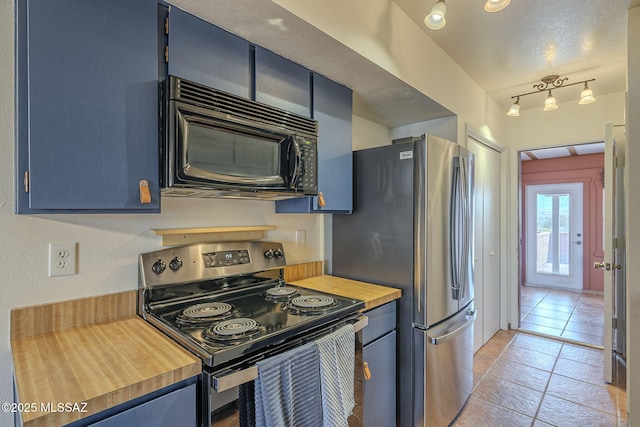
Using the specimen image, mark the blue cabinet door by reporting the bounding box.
[86,383,196,427]
[16,0,159,213]
[363,331,397,427]
[167,7,251,98]
[255,47,311,117]
[64,379,197,427]
[276,73,353,213]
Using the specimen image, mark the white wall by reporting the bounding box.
[352,115,392,151]
[391,116,458,143]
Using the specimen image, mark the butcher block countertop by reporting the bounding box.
[10,291,201,427]
[10,269,399,426]
[291,275,402,311]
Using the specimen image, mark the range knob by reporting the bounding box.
[151,259,166,274]
[264,249,275,259]
[169,257,183,272]
[273,249,284,259]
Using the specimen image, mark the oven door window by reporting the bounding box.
[177,109,285,186]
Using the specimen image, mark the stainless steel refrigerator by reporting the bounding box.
[332,134,475,427]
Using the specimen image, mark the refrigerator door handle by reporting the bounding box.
[450,157,462,300]
[426,309,476,345]
[460,155,470,301]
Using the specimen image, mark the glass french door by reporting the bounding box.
[525,183,584,290]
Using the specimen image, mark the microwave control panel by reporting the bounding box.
[297,138,318,193]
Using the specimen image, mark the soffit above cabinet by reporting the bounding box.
[165,1,453,127]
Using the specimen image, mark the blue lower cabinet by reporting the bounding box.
[15,0,159,213]
[362,302,397,426]
[66,379,197,427]
[363,331,397,427]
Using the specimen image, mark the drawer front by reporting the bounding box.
[363,301,396,345]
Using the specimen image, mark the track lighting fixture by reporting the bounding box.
[579,82,596,105]
[425,0,510,30]
[484,0,511,12]
[543,90,558,111]
[506,75,596,116]
[507,97,520,117]
[424,0,446,30]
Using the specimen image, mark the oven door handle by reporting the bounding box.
[212,315,368,392]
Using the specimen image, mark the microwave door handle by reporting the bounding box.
[287,137,302,188]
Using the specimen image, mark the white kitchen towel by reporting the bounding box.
[316,324,355,427]
[254,341,323,427]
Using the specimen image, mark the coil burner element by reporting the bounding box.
[204,318,265,343]
[176,302,235,325]
[265,286,299,301]
[283,294,338,315]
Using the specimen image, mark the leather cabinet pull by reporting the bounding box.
[318,191,326,207]
[139,180,151,204]
[363,362,372,381]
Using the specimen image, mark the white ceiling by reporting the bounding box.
[393,0,634,111]
[169,0,637,124]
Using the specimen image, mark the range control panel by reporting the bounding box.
[203,250,250,268]
[139,241,287,288]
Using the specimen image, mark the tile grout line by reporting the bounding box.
[470,331,520,394]
[529,341,564,424]
[558,293,581,338]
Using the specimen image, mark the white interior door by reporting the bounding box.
[613,125,626,357]
[468,135,502,352]
[525,183,584,290]
[602,123,626,383]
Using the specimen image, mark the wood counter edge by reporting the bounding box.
[12,316,201,427]
[290,275,402,311]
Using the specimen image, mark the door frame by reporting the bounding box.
[513,142,604,332]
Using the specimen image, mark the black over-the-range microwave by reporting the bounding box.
[161,75,318,199]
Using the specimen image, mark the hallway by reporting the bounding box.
[453,330,626,426]
[519,285,605,346]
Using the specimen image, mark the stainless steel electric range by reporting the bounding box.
[137,241,366,426]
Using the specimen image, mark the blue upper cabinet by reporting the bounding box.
[166,7,251,98]
[276,74,353,213]
[255,47,312,118]
[15,0,159,213]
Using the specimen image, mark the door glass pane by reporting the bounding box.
[536,192,571,276]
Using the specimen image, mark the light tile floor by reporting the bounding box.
[519,285,605,346]
[453,330,627,427]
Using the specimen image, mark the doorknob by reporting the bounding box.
[613,264,622,270]
[594,262,611,271]
[575,241,582,245]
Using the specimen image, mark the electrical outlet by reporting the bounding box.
[295,230,306,249]
[48,243,77,277]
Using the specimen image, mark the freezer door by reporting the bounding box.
[413,307,476,427]
[414,135,459,327]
